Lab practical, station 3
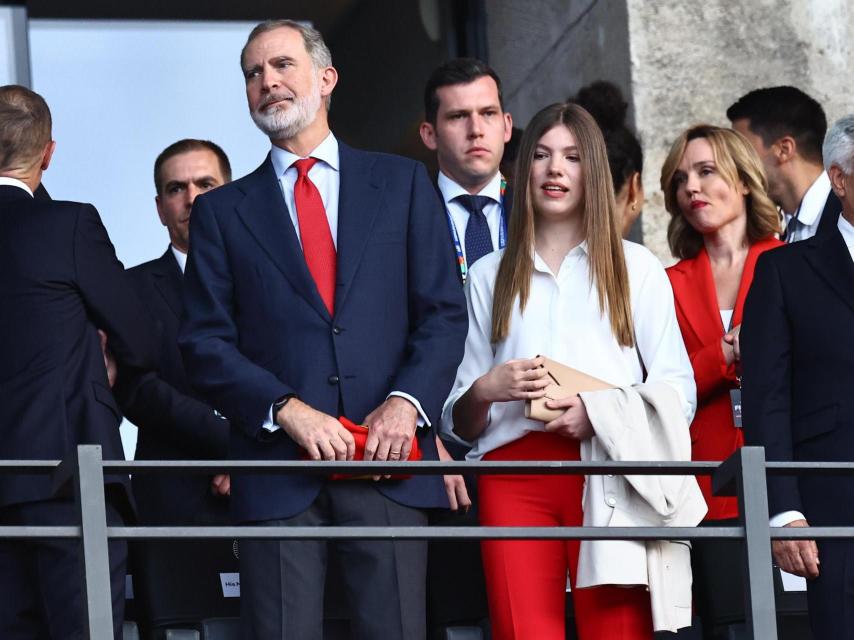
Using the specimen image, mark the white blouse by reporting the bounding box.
[440,240,696,459]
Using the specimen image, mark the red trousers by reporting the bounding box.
[478,432,653,640]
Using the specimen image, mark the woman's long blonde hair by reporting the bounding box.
[491,103,634,347]
[661,124,782,259]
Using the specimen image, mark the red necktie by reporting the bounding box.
[293,158,336,314]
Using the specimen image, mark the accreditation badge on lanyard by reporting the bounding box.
[725,313,743,428]
[446,177,508,285]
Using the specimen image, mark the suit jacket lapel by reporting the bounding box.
[805,227,854,315]
[672,248,722,344]
[732,237,781,326]
[816,191,843,237]
[152,248,183,317]
[235,156,330,321]
[334,143,381,313]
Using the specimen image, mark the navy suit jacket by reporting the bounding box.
[178,143,468,523]
[122,249,230,524]
[0,185,156,510]
[742,222,854,525]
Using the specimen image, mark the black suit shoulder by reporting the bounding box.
[753,234,815,272]
[128,256,165,278]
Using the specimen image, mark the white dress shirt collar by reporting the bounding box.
[532,241,589,276]
[270,132,339,177]
[788,170,831,225]
[839,214,854,262]
[437,170,502,205]
[438,171,505,264]
[0,177,34,197]
[170,245,188,273]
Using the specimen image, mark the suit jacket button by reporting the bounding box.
[333,326,342,335]
[328,375,339,385]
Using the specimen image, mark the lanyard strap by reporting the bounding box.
[446,178,508,284]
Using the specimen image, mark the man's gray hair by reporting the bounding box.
[822,114,854,174]
[241,19,332,70]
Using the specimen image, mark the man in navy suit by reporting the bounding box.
[0,85,156,638]
[742,114,854,638]
[178,20,467,640]
[124,139,233,526]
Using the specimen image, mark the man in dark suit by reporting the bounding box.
[178,20,467,640]
[418,58,513,631]
[728,86,841,243]
[420,57,513,284]
[0,85,156,638]
[123,139,232,526]
[741,114,854,638]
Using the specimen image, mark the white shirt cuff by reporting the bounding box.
[388,391,429,428]
[262,405,280,433]
[770,510,806,528]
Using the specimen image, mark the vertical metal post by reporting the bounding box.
[735,447,778,639]
[73,445,115,639]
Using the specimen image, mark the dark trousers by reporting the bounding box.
[0,497,127,640]
[807,540,854,639]
[239,482,428,640]
[691,518,745,638]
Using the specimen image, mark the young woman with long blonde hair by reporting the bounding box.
[441,103,696,640]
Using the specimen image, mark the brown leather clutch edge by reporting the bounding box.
[525,356,614,422]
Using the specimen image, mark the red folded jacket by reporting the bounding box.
[303,416,422,480]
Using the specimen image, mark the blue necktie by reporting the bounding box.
[456,194,494,267]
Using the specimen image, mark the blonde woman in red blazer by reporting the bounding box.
[661,124,782,638]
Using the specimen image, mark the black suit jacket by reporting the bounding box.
[815,190,843,237]
[122,249,230,525]
[741,223,854,525]
[0,185,156,510]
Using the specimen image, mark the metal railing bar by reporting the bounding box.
[765,461,854,474]
[106,525,743,541]
[3,525,850,542]
[769,526,854,539]
[0,460,60,473]
[0,525,80,539]
[98,460,723,475]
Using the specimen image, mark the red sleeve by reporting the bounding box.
[689,337,737,403]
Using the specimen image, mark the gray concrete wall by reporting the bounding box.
[487,0,854,263]
[627,0,854,262]
[487,0,632,128]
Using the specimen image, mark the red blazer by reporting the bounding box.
[666,237,783,520]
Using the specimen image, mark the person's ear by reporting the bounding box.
[628,171,644,206]
[419,122,438,151]
[774,136,796,164]
[155,195,167,226]
[319,65,338,103]
[828,165,846,200]
[40,140,56,171]
[503,112,513,143]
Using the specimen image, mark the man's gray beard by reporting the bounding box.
[251,90,322,140]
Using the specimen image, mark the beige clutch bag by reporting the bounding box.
[525,356,614,422]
